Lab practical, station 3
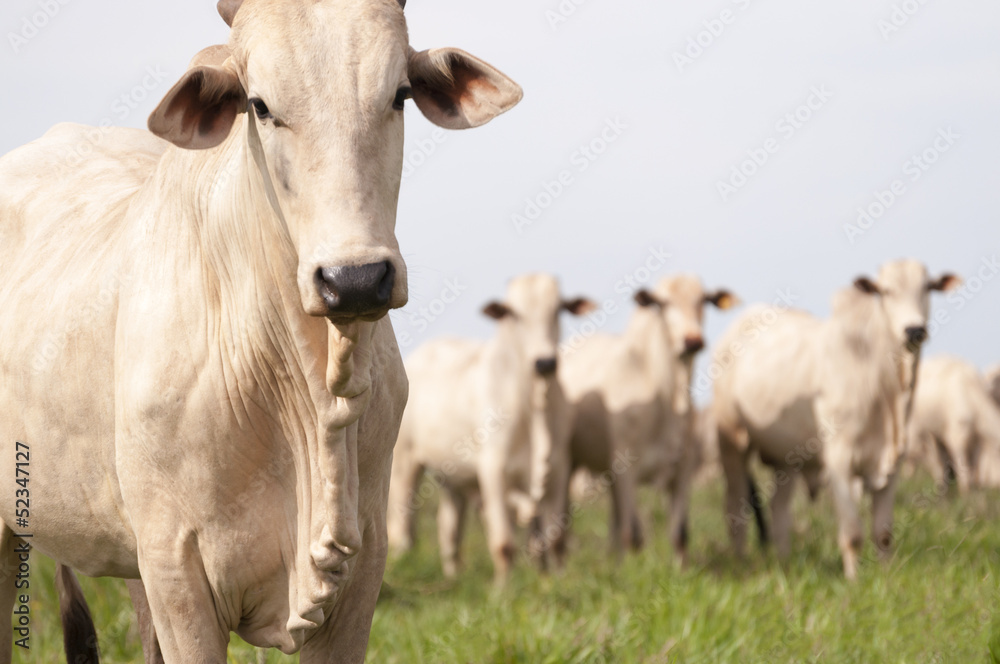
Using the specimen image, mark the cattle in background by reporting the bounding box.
[387,274,594,581]
[984,365,1000,407]
[561,274,737,563]
[0,0,522,661]
[908,355,1000,491]
[712,260,958,579]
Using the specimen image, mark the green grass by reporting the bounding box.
[13,474,1000,663]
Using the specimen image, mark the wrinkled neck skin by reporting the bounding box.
[527,375,566,506]
[826,299,910,486]
[489,321,562,509]
[158,112,378,647]
[624,307,676,399]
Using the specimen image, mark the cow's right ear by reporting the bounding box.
[634,290,660,308]
[853,277,880,295]
[561,298,597,316]
[482,302,513,320]
[408,47,523,130]
[148,64,247,150]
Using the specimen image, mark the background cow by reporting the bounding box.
[560,274,736,563]
[387,274,593,581]
[712,259,958,579]
[0,0,521,661]
[908,355,1000,491]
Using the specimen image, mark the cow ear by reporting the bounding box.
[482,301,513,320]
[561,298,597,316]
[408,48,523,130]
[148,64,247,150]
[853,276,880,295]
[704,290,739,310]
[217,0,243,27]
[634,290,660,308]
[928,273,961,292]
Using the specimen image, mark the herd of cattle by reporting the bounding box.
[388,261,1000,585]
[0,1,993,662]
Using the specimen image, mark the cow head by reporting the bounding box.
[482,274,595,378]
[148,0,522,323]
[634,274,738,360]
[852,259,959,352]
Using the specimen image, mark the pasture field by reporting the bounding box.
[13,474,1000,663]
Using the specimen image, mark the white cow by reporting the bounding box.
[387,274,593,580]
[0,0,521,661]
[712,260,958,579]
[561,274,737,562]
[909,355,1000,491]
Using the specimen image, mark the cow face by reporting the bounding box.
[634,274,737,360]
[853,259,959,351]
[148,0,522,323]
[483,274,594,377]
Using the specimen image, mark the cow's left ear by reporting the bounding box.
[561,298,597,316]
[704,290,739,310]
[148,62,247,150]
[408,47,523,130]
[634,290,660,308]
[482,301,513,320]
[853,276,880,295]
[928,273,961,292]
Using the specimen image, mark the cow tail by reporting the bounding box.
[56,563,100,664]
[747,473,769,548]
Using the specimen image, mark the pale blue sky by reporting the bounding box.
[2,0,998,404]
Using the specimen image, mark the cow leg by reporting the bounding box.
[770,472,796,560]
[608,466,641,554]
[386,447,424,553]
[126,578,165,664]
[827,464,863,581]
[945,420,975,493]
[666,472,693,567]
[477,460,514,583]
[718,432,751,556]
[135,542,228,663]
[871,473,898,560]
[802,467,823,502]
[437,486,468,579]
[0,526,17,664]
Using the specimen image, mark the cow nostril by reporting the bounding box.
[534,358,558,376]
[314,261,394,316]
[683,337,705,354]
[904,325,927,345]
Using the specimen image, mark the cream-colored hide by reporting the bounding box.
[908,355,1000,491]
[387,274,593,581]
[0,0,522,661]
[561,274,736,563]
[712,260,958,579]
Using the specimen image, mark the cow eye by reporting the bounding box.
[250,98,272,120]
[393,86,411,111]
